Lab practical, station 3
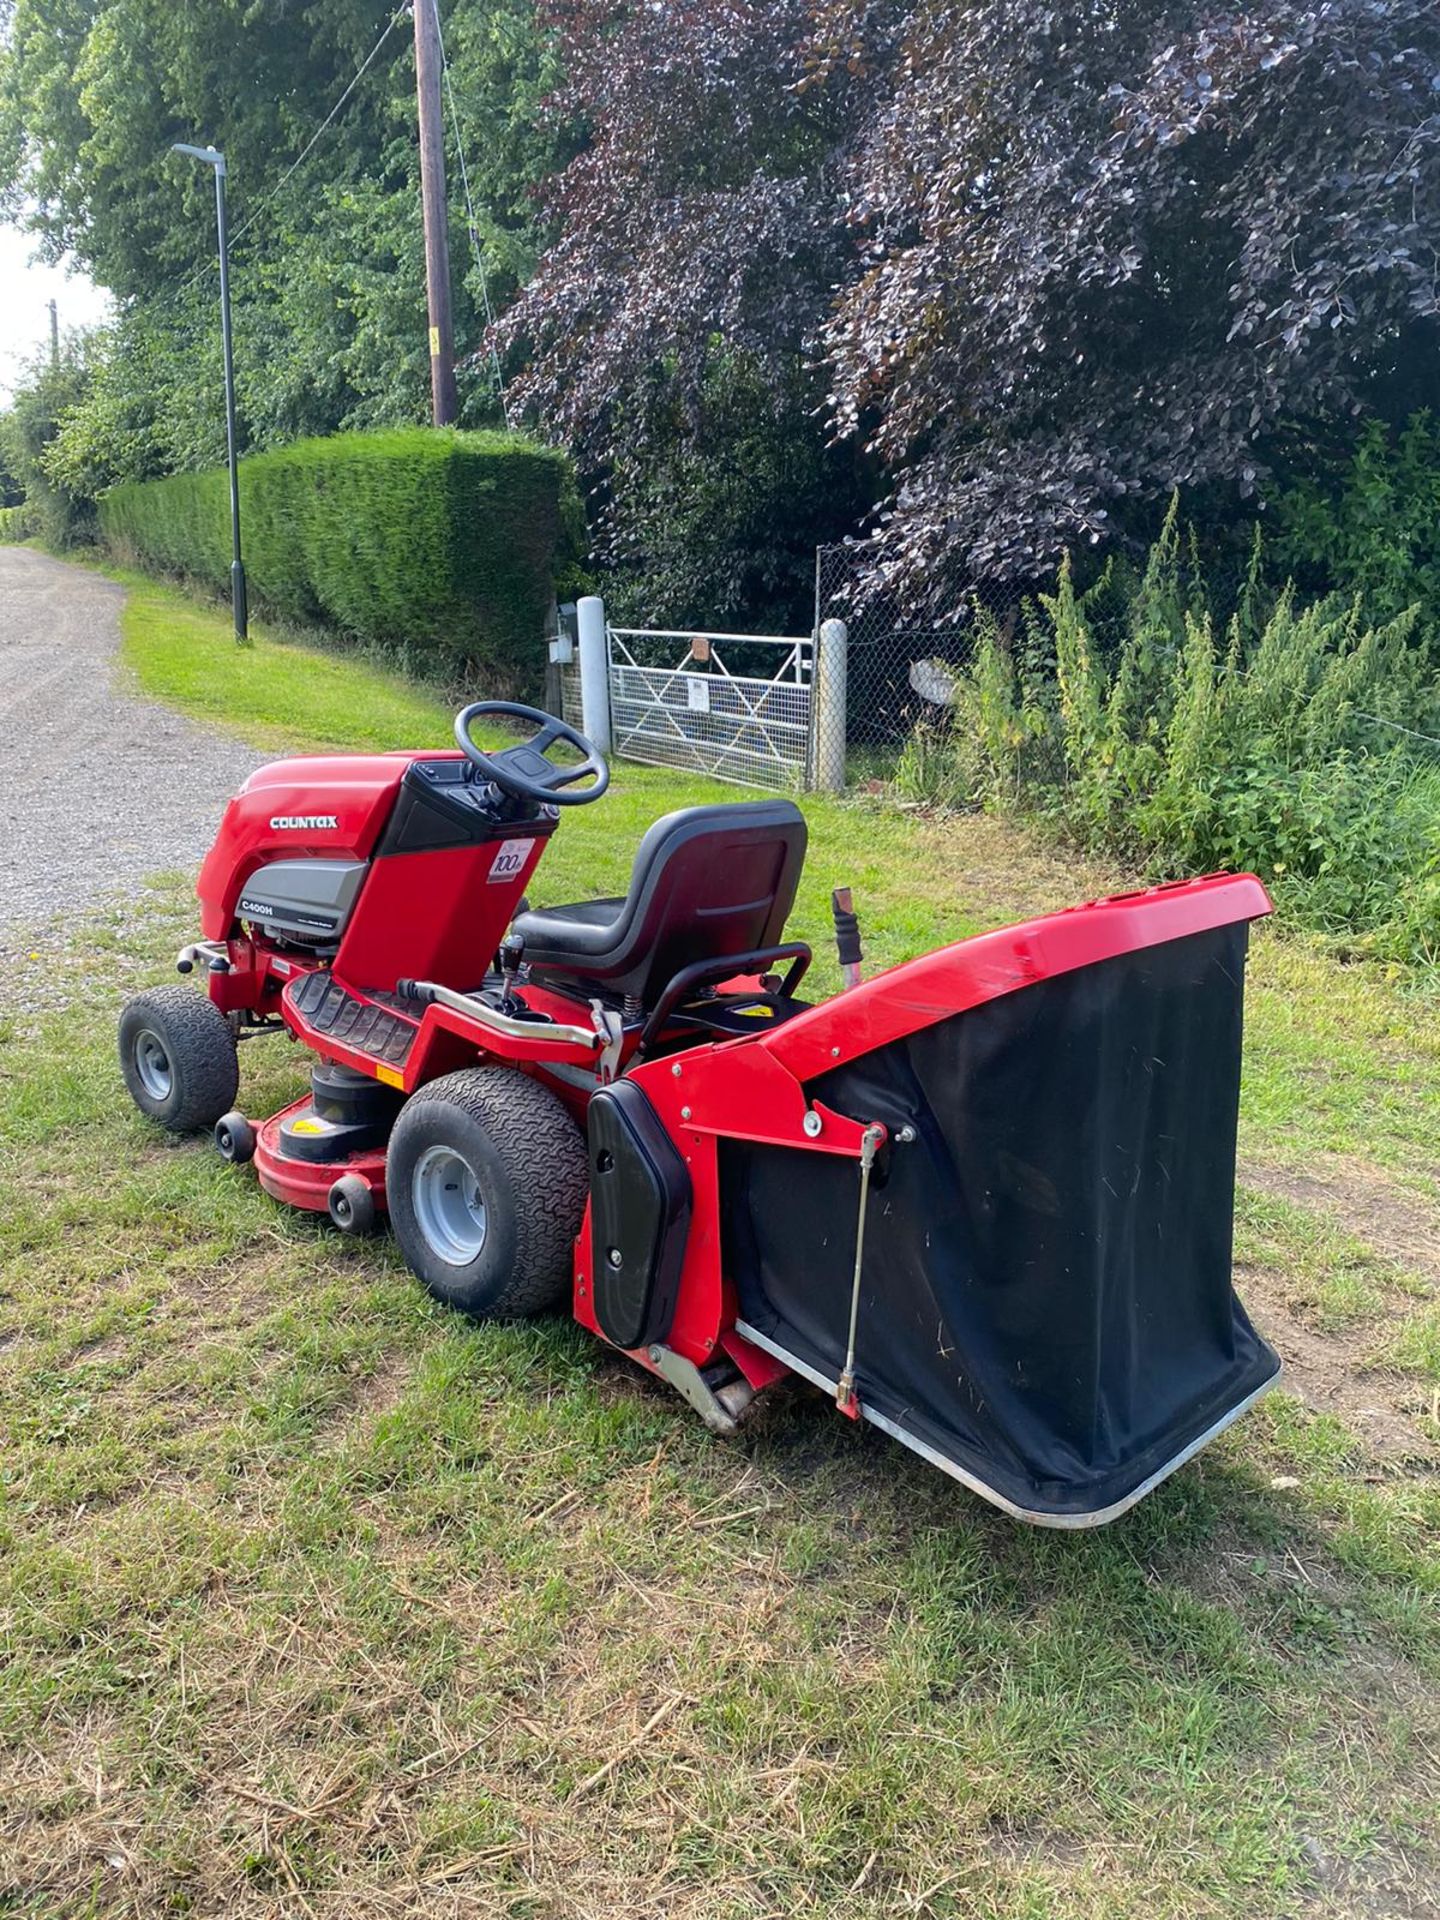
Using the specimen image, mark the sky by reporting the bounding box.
[0,224,113,402]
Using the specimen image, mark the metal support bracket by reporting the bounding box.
[591,1000,626,1084]
[647,1344,756,1435]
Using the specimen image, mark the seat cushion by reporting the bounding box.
[512,896,625,958]
[512,800,807,1003]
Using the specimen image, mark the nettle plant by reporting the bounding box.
[1275,412,1440,628]
[900,507,1440,962]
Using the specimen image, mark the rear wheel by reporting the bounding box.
[387,1068,587,1318]
[119,986,239,1132]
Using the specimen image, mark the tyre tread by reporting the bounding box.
[119,985,239,1132]
[393,1068,587,1316]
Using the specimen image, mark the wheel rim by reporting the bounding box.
[134,1029,173,1102]
[412,1144,488,1266]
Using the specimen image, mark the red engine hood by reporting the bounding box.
[197,751,462,938]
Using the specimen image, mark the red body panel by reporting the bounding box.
[278,973,608,1090]
[207,940,324,1018]
[335,831,550,990]
[765,872,1273,1081]
[198,753,420,938]
[197,747,554,1000]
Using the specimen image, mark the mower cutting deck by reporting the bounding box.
[119,698,1280,1525]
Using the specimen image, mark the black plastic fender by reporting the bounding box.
[587,1080,692,1350]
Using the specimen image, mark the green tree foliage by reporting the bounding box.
[0,421,24,506]
[0,334,100,542]
[600,353,871,634]
[897,510,1440,961]
[1273,412,1440,629]
[99,428,582,693]
[0,0,565,481]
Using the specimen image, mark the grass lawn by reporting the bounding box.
[1,569,1437,1918]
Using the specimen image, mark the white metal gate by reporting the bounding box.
[604,626,814,790]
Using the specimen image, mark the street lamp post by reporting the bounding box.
[172,142,248,643]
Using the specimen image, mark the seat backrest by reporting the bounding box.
[551,800,807,1001]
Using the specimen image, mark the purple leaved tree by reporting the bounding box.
[497,0,1440,606]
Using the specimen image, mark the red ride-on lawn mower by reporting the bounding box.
[120,700,1281,1526]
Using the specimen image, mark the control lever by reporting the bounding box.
[498,932,526,1014]
[831,887,864,991]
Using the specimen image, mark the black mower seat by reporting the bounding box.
[512,800,807,1005]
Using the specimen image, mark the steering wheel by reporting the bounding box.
[453,700,610,807]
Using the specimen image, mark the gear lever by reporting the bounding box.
[498,932,526,1014]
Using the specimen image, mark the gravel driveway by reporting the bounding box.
[0,547,259,971]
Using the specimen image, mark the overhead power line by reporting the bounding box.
[227,4,410,254]
[171,2,408,301]
[161,0,510,429]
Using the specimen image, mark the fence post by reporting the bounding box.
[815,617,848,791]
[576,594,612,754]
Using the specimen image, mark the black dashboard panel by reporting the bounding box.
[375,761,558,855]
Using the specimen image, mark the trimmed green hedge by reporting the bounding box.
[0,503,35,543]
[98,429,582,694]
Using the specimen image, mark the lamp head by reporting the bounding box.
[171,142,225,175]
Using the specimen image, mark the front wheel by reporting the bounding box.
[119,986,239,1132]
[328,1174,377,1236]
[386,1068,587,1318]
[215,1110,255,1164]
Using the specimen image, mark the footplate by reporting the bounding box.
[284,972,419,1069]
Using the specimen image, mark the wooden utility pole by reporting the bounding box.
[413,0,458,426]
[47,299,59,368]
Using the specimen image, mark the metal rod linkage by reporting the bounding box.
[396,978,601,1050]
[836,1123,887,1418]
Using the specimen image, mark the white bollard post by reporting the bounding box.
[815,617,848,792]
[576,594,612,754]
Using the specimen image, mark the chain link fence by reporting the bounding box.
[810,545,1025,787]
[550,557,1029,794]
